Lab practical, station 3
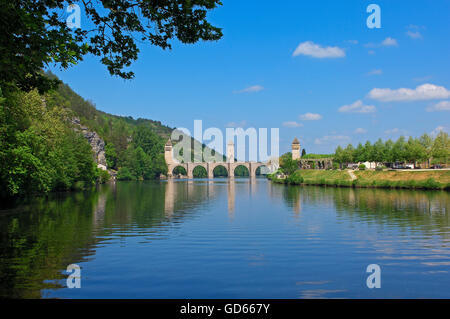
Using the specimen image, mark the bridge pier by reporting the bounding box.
[207,163,214,179]
[228,163,235,178]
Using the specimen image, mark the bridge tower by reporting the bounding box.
[227,141,235,163]
[292,137,301,160]
[165,139,174,165]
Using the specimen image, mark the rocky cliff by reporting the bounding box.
[72,118,107,170]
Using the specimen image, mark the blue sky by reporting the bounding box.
[49,0,450,155]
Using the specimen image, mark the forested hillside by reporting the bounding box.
[0,73,172,198]
[0,86,99,198]
[47,72,171,182]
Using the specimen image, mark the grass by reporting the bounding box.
[354,170,450,184]
[354,170,450,190]
[301,154,334,159]
[269,169,450,190]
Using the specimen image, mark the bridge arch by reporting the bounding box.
[233,164,250,177]
[171,164,187,177]
[212,164,229,177]
[191,164,208,178]
[255,164,269,176]
[250,162,265,177]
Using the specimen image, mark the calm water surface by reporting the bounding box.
[1,178,449,298]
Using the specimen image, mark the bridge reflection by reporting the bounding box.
[163,178,264,218]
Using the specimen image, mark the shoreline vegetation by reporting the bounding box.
[0,76,170,199]
[268,169,450,191]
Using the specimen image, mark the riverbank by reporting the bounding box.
[269,169,450,190]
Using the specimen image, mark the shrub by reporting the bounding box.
[72,181,87,191]
[117,167,134,181]
[97,169,110,184]
[287,171,304,185]
[422,178,442,190]
[358,164,366,170]
[375,166,383,171]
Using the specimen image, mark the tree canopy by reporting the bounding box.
[334,133,449,167]
[0,0,223,92]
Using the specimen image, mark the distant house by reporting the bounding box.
[347,162,378,169]
[359,161,377,169]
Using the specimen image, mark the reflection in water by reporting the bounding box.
[228,180,235,218]
[0,179,449,298]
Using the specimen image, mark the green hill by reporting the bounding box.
[0,72,174,198]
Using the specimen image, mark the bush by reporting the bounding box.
[286,171,304,185]
[358,164,366,170]
[97,168,110,184]
[0,90,98,198]
[375,166,383,171]
[421,178,442,190]
[72,181,87,191]
[117,167,134,181]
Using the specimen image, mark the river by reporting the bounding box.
[1,178,449,298]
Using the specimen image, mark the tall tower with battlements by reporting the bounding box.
[292,137,301,160]
[227,141,235,163]
[164,139,174,164]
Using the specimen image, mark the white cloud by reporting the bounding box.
[367,69,382,76]
[282,121,303,128]
[314,135,350,145]
[293,41,345,58]
[234,85,264,94]
[382,37,398,46]
[384,128,407,135]
[406,25,425,39]
[368,50,376,55]
[365,37,398,48]
[431,126,447,137]
[406,30,422,39]
[338,100,376,113]
[426,100,450,112]
[299,113,323,121]
[369,83,450,102]
[226,120,247,128]
[354,128,367,134]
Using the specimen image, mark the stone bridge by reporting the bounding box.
[164,140,269,178]
[167,161,267,179]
